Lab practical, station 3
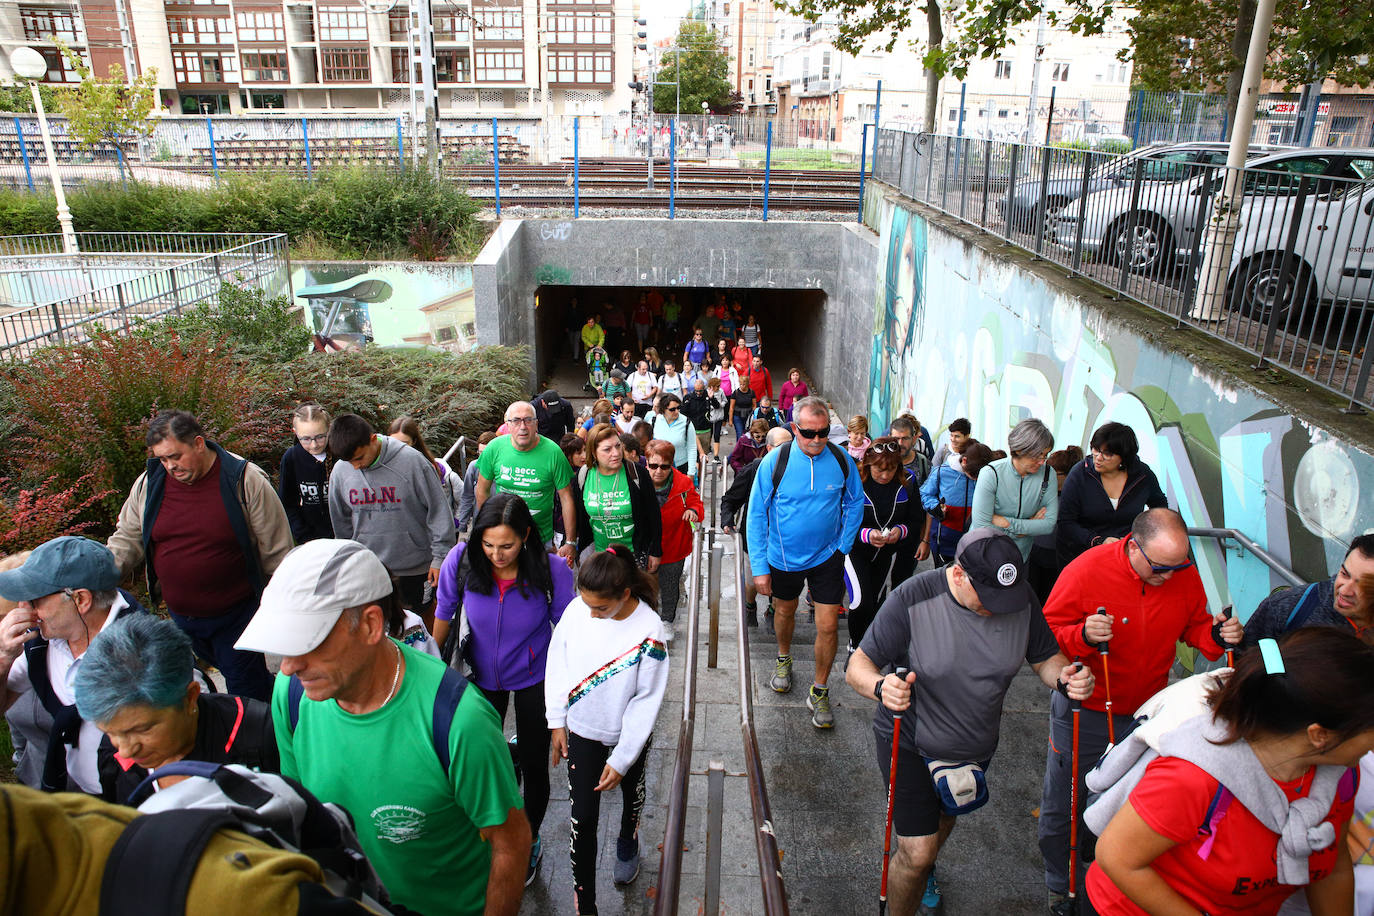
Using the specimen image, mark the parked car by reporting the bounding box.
[996,141,1266,232]
[1225,177,1374,322]
[1049,147,1374,274]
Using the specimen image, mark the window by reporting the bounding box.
[172,49,238,82]
[388,7,411,40]
[549,50,609,84]
[38,47,80,82]
[247,91,284,108]
[180,93,230,114]
[994,59,1011,79]
[822,51,830,80]
[475,49,522,80]
[318,7,367,41]
[391,48,414,82]
[1052,62,1069,82]
[322,47,370,80]
[475,8,521,40]
[235,11,284,42]
[435,48,470,82]
[550,12,610,44]
[997,108,1009,118]
[167,15,233,44]
[948,108,958,122]
[241,51,287,81]
[434,8,471,40]
[21,7,81,43]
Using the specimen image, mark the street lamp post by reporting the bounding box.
[10,47,77,254]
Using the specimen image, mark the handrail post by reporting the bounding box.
[704,760,725,916]
[857,124,868,222]
[707,529,721,669]
[492,118,502,218]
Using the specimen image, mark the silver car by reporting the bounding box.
[1050,148,1374,273]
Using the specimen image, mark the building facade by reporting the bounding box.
[1,0,640,115]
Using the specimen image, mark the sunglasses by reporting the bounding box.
[1132,536,1194,574]
[869,441,902,454]
[646,462,673,470]
[794,425,829,440]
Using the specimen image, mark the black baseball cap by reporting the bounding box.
[955,528,1033,615]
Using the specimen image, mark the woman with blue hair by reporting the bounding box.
[74,614,279,804]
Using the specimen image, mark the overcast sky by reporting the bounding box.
[644,0,696,43]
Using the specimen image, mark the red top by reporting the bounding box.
[779,380,809,410]
[656,469,705,564]
[732,347,753,376]
[150,457,255,616]
[748,366,774,401]
[632,304,651,325]
[645,290,664,316]
[1043,539,1221,714]
[1086,756,1356,915]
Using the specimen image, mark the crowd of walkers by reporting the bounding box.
[3,296,1373,916]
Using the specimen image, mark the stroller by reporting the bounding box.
[585,346,609,394]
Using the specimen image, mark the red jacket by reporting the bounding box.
[1043,539,1222,715]
[748,367,773,401]
[657,469,705,564]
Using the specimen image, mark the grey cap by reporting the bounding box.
[0,536,121,602]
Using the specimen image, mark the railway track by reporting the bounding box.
[483,192,856,211]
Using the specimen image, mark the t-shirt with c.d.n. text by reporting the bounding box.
[477,434,572,543]
[859,566,1058,762]
[273,643,523,916]
[584,467,635,551]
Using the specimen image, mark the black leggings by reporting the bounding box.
[568,731,650,914]
[479,683,551,837]
[848,543,898,647]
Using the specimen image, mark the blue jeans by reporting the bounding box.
[170,597,274,701]
[732,415,747,440]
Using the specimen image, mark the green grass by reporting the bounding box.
[738,149,858,170]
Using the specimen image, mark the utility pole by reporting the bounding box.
[417,0,439,173]
[1025,9,1046,141]
[1189,0,1280,321]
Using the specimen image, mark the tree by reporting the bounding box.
[54,43,160,182]
[1124,0,1374,138]
[0,82,63,114]
[652,20,736,115]
[781,0,1113,132]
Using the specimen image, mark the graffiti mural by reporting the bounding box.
[293,262,476,352]
[866,195,1374,636]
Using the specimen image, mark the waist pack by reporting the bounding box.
[102,761,393,916]
[924,758,989,816]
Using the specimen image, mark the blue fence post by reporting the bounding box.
[116,144,127,189]
[396,117,405,168]
[492,118,501,218]
[301,118,313,179]
[762,120,773,222]
[857,124,868,223]
[955,83,967,137]
[206,118,220,178]
[573,115,580,218]
[1130,89,1144,149]
[871,79,882,178]
[14,118,34,191]
[669,118,677,220]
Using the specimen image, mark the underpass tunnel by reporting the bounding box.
[533,285,831,404]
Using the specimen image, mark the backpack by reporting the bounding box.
[770,440,852,499]
[1282,583,1321,631]
[983,461,1051,512]
[534,395,574,441]
[103,762,393,915]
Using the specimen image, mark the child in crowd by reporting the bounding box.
[586,345,609,395]
[846,415,871,461]
[545,547,669,916]
[278,404,334,542]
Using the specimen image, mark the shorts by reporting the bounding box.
[395,572,428,609]
[875,731,991,837]
[769,551,845,605]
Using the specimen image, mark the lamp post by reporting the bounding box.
[10,47,77,254]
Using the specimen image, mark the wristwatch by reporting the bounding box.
[874,678,885,702]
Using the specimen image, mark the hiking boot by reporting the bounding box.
[1047,892,1071,916]
[525,835,542,886]
[745,601,758,628]
[918,868,942,914]
[770,655,793,693]
[613,837,640,885]
[807,685,834,728]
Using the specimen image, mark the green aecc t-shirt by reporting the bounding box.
[477,435,572,543]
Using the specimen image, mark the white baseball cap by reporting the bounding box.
[235,539,392,657]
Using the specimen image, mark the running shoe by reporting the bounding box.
[613,837,640,885]
[525,835,542,886]
[807,685,834,728]
[918,868,942,914]
[770,655,793,693]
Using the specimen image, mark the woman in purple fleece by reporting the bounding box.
[434,492,575,885]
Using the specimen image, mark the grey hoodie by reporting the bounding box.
[328,436,456,576]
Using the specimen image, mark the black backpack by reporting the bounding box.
[534,395,574,440]
[770,440,852,498]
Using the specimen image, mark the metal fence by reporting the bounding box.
[0,232,290,357]
[871,130,1374,412]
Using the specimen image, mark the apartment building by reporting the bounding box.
[699,0,773,112]
[1,0,639,115]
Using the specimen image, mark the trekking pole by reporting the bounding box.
[1096,606,1114,746]
[1068,660,1084,916]
[879,666,911,916]
[1222,605,1236,668]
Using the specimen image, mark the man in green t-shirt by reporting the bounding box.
[235,539,529,916]
[476,401,577,566]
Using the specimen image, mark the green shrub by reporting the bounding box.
[139,282,313,367]
[0,190,61,235]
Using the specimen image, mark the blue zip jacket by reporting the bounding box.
[746,442,863,576]
[434,543,575,692]
[919,462,978,558]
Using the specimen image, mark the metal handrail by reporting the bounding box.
[732,529,789,914]
[654,523,705,915]
[1187,526,1305,588]
[442,435,468,472]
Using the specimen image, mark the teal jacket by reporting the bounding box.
[969,456,1059,559]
